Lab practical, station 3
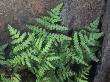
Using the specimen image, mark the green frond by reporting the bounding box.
[11,32,27,44]
[26,25,47,34]
[47,24,68,31]
[47,56,60,61]
[0,44,7,55]
[85,17,100,32]
[10,47,40,67]
[48,33,72,42]
[90,32,104,40]
[42,39,53,53]
[8,25,20,39]
[35,3,66,31]
[79,32,99,62]
[73,32,83,57]
[41,16,62,24]
[90,17,100,29]
[79,32,91,55]
[47,3,63,24]
[36,18,68,31]
[76,66,91,82]
[0,44,8,65]
[12,33,35,53]
[0,74,21,82]
[57,66,73,82]
[50,3,63,16]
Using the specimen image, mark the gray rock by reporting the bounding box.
[94,0,110,82]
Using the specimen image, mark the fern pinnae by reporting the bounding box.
[83,34,95,46]
[73,32,83,57]
[42,39,53,53]
[34,38,43,51]
[11,32,27,45]
[47,56,60,61]
[47,10,62,23]
[91,32,104,40]
[26,25,47,34]
[36,17,50,27]
[79,32,91,55]
[12,40,30,53]
[47,24,68,31]
[8,25,19,38]
[76,66,91,82]
[79,30,99,62]
[12,33,35,53]
[90,17,100,29]
[50,3,63,16]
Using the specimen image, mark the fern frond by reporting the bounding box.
[85,17,100,32]
[79,32,99,62]
[76,66,91,82]
[48,33,71,43]
[73,32,83,58]
[42,39,53,53]
[47,24,68,31]
[0,44,7,55]
[0,44,8,65]
[36,18,68,31]
[47,56,60,61]
[36,3,66,31]
[12,33,35,53]
[50,3,63,16]
[0,74,21,82]
[57,66,73,82]
[10,47,40,67]
[47,3,63,23]
[26,25,47,34]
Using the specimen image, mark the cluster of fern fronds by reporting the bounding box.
[0,3,103,82]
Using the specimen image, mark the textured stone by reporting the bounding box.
[94,0,110,82]
[62,0,105,30]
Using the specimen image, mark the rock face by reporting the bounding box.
[94,0,110,82]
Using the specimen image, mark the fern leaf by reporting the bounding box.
[50,3,63,16]
[73,32,83,57]
[42,39,53,53]
[76,66,91,82]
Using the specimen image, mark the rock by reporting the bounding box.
[94,0,110,82]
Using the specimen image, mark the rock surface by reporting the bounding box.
[94,0,110,82]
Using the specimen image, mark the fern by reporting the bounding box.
[5,3,103,82]
[36,4,66,31]
[72,17,103,62]
[0,74,21,82]
[75,66,91,82]
[0,44,8,65]
[38,3,63,25]
[8,26,61,82]
[57,66,74,82]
